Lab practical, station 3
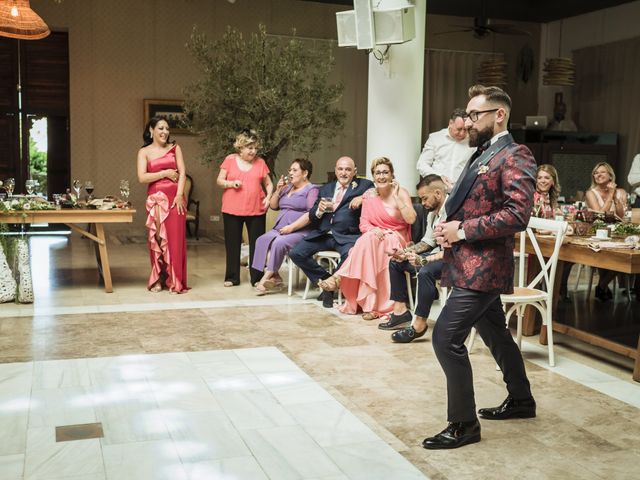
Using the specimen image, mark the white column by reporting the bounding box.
[365,0,426,195]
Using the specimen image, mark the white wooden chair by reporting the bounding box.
[405,270,449,311]
[285,256,301,296]
[302,250,343,304]
[467,217,568,367]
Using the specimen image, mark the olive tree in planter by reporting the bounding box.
[184,24,346,176]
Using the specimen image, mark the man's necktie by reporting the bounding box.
[334,186,346,206]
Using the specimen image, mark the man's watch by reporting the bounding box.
[456,223,466,240]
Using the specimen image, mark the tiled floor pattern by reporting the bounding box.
[0,347,425,480]
[0,235,639,479]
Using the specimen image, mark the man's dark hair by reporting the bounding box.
[450,108,467,121]
[416,174,444,191]
[468,84,512,114]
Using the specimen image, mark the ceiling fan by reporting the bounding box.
[435,0,531,39]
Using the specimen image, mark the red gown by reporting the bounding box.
[145,145,188,293]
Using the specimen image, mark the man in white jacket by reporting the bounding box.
[416,108,475,190]
[628,153,640,207]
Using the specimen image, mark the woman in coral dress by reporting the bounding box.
[137,116,188,293]
[252,158,319,294]
[320,157,416,319]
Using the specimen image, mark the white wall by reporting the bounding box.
[30,0,368,237]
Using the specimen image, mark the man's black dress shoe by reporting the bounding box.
[322,290,334,308]
[422,420,481,450]
[391,325,427,343]
[478,396,536,420]
[378,311,412,330]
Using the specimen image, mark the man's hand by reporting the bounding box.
[441,175,453,192]
[406,251,421,266]
[388,247,407,262]
[318,197,333,215]
[434,220,462,249]
[349,195,363,209]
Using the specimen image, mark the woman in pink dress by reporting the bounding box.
[319,157,416,319]
[137,116,188,293]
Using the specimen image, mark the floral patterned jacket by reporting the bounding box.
[441,134,536,294]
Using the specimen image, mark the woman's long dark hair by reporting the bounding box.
[142,116,176,147]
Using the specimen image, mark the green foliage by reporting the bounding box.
[28,136,47,193]
[184,24,346,175]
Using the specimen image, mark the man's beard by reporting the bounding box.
[468,124,494,148]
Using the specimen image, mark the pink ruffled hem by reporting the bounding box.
[146,192,188,293]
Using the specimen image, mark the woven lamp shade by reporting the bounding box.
[0,0,50,40]
[542,57,575,86]
[477,58,507,87]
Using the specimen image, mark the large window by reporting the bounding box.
[0,32,69,198]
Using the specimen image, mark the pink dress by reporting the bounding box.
[337,192,411,316]
[145,145,188,293]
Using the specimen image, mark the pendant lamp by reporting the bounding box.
[0,0,50,40]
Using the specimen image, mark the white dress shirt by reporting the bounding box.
[628,153,640,197]
[421,199,447,252]
[416,128,475,183]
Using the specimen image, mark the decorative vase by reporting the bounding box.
[16,238,34,304]
[0,243,17,303]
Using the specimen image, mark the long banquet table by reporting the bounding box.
[0,209,136,293]
[520,234,640,381]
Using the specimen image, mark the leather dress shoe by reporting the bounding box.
[422,420,481,450]
[378,311,412,330]
[478,396,536,420]
[322,290,334,308]
[391,325,427,343]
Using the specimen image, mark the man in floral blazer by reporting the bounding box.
[289,156,373,307]
[422,85,537,450]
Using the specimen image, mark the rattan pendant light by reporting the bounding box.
[0,0,50,40]
[542,20,575,86]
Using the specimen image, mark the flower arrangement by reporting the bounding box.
[0,197,55,213]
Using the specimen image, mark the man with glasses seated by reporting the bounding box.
[379,174,447,343]
[417,108,475,191]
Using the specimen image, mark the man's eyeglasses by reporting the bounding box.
[462,109,499,122]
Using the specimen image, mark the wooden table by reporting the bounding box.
[0,209,136,293]
[521,235,640,381]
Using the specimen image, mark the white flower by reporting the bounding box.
[23,202,31,210]
[351,181,357,189]
[10,199,19,207]
[478,165,489,175]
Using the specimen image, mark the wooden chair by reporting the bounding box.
[467,217,568,366]
[184,174,200,240]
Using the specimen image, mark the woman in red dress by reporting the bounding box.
[137,116,188,293]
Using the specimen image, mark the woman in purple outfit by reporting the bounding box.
[253,158,319,294]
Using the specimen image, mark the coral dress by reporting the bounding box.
[145,145,188,293]
[337,193,411,316]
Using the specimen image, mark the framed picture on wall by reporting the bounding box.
[143,99,193,135]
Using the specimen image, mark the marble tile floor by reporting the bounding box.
[0,347,425,480]
[0,235,639,479]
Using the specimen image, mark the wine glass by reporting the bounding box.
[25,179,36,195]
[4,178,15,197]
[72,179,81,202]
[119,180,130,203]
[85,180,94,201]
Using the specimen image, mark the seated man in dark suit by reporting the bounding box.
[289,156,374,307]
